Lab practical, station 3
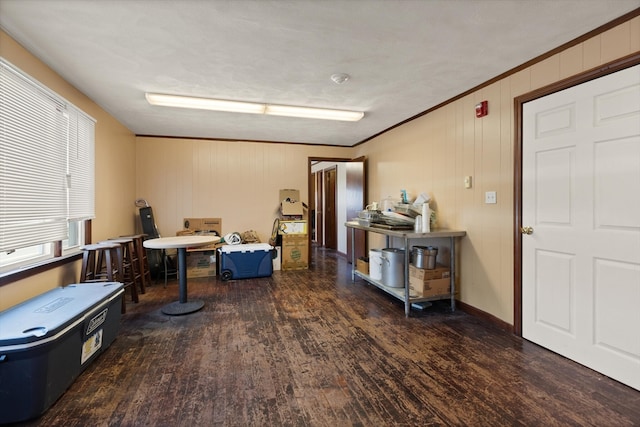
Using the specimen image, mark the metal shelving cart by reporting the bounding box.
[345,221,466,316]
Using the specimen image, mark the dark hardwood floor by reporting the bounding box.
[12,246,640,426]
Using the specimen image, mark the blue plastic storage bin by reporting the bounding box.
[0,282,124,424]
[218,243,274,280]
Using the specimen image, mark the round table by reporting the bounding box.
[143,235,220,315]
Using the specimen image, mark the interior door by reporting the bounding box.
[310,172,317,242]
[522,64,640,390]
[324,167,337,249]
[315,171,324,245]
[346,158,366,262]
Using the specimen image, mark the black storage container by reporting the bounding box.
[0,282,124,424]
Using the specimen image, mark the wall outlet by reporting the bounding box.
[485,191,497,204]
[464,176,472,189]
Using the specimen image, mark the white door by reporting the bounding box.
[522,64,640,390]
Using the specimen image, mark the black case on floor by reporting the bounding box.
[0,282,124,424]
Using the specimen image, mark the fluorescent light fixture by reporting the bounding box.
[145,93,364,121]
[265,104,364,121]
[145,93,265,114]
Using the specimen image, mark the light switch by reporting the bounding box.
[464,176,472,189]
[485,191,497,204]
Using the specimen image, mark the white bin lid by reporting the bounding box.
[219,243,273,254]
[0,282,123,348]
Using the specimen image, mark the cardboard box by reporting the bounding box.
[177,230,225,252]
[409,264,450,281]
[179,216,223,252]
[278,220,308,235]
[409,277,451,297]
[186,250,216,278]
[187,239,225,252]
[183,217,222,235]
[281,234,308,270]
[280,189,300,202]
[280,189,304,217]
[356,259,369,275]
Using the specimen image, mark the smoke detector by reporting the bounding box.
[330,73,350,84]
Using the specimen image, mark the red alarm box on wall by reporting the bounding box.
[475,100,488,118]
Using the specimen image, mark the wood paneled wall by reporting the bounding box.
[353,15,640,324]
[135,138,350,242]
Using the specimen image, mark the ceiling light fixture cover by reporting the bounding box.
[265,104,364,121]
[145,93,363,121]
[145,93,265,114]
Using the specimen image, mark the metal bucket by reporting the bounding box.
[411,246,438,269]
[368,249,383,280]
[381,248,405,287]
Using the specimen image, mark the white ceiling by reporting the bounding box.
[1,0,638,146]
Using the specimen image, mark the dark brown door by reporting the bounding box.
[307,156,366,265]
[314,171,323,244]
[310,171,317,242]
[324,167,337,249]
[346,158,366,262]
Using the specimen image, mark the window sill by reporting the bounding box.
[0,252,82,286]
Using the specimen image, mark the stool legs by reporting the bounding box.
[81,243,122,283]
[80,249,97,282]
[80,242,125,312]
[95,245,122,283]
[104,239,140,307]
[120,234,149,294]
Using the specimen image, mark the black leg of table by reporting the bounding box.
[161,247,205,315]
[178,247,187,303]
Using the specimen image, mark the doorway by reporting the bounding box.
[324,166,337,249]
[515,59,640,390]
[309,157,366,262]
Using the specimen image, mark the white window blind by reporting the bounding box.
[0,58,95,253]
[67,108,95,221]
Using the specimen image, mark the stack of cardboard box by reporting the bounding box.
[408,264,451,297]
[279,189,304,219]
[278,189,308,270]
[179,217,223,278]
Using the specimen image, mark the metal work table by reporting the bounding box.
[345,221,466,317]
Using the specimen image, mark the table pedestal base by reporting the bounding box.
[161,300,204,316]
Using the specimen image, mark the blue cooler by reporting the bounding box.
[218,243,274,281]
[0,282,124,424]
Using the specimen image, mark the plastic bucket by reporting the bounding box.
[369,249,383,280]
[381,248,405,288]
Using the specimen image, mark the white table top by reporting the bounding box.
[143,235,220,249]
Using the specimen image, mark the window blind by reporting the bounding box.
[67,108,96,221]
[0,58,95,253]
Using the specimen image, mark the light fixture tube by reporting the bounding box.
[145,93,265,114]
[265,104,364,121]
[145,93,364,121]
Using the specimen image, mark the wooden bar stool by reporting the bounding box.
[104,238,140,306]
[80,242,126,313]
[80,242,122,283]
[120,234,150,293]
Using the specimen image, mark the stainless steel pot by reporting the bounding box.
[411,246,438,269]
[381,248,405,287]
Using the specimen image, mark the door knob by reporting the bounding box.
[520,226,533,235]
